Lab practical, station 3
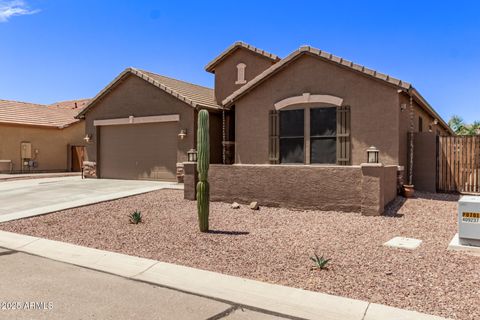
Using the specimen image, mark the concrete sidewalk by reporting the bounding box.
[0,176,182,223]
[0,172,81,182]
[0,248,286,320]
[0,231,448,320]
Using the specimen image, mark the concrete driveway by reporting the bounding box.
[0,176,182,223]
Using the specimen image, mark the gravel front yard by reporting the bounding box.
[1,190,478,319]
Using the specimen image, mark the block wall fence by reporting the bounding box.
[184,163,398,215]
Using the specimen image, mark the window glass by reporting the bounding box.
[280,109,304,163]
[311,108,336,136]
[280,109,304,137]
[310,107,337,164]
[280,138,304,163]
[311,138,336,164]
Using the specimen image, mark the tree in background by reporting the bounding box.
[448,115,480,135]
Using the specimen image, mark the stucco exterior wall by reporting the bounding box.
[233,54,401,166]
[84,74,198,166]
[184,163,397,214]
[398,94,450,170]
[213,48,276,103]
[413,132,437,193]
[0,121,84,172]
[384,165,399,205]
[209,164,363,212]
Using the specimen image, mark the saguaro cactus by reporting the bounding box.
[196,109,210,232]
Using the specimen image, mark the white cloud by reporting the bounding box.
[0,0,39,22]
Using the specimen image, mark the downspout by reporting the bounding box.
[222,108,226,164]
[408,88,414,186]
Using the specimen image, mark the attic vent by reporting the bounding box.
[235,63,247,85]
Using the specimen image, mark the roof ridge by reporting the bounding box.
[223,44,412,106]
[134,68,213,91]
[205,41,280,73]
[0,99,48,107]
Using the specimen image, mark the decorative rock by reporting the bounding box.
[231,202,240,209]
[249,202,259,210]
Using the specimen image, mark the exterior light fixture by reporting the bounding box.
[367,146,379,164]
[178,129,187,140]
[187,149,197,162]
[83,134,92,143]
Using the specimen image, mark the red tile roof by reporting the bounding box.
[0,99,89,128]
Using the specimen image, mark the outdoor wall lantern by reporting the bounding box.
[178,129,187,140]
[187,149,197,162]
[83,134,92,143]
[367,146,380,163]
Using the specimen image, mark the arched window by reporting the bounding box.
[235,63,246,84]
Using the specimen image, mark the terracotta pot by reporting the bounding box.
[403,185,415,198]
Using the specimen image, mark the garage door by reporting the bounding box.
[99,122,178,181]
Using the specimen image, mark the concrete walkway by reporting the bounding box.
[0,176,182,223]
[0,172,81,182]
[0,248,285,320]
[0,231,447,320]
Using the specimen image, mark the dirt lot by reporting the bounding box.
[1,190,478,319]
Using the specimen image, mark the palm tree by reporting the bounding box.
[448,116,479,135]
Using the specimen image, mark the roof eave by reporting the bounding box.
[407,88,455,135]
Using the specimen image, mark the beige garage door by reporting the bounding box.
[99,122,178,181]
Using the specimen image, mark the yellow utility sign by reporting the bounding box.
[462,212,480,223]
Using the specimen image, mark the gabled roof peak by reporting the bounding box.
[77,67,220,118]
[205,41,280,73]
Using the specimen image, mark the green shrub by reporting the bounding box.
[129,210,142,224]
[310,252,331,270]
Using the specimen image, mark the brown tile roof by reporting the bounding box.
[0,99,86,128]
[137,69,220,110]
[223,45,453,134]
[77,67,220,118]
[50,98,91,110]
[205,41,280,73]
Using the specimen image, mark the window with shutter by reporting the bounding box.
[268,110,279,164]
[336,106,351,165]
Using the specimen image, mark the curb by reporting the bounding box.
[0,230,448,320]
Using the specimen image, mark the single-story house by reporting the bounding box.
[76,69,223,182]
[79,41,452,214]
[0,99,89,173]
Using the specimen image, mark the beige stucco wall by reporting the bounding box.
[84,74,223,173]
[398,94,450,169]
[0,121,85,172]
[184,163,397,215]
[213,48,276,103]
[233,54,401,166]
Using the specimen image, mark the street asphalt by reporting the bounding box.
[0,248,286,320]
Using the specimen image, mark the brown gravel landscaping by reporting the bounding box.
[1,190,479,320]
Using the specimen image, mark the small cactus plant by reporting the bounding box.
[196,109,210,232]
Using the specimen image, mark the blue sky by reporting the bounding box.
[0,0,479,122]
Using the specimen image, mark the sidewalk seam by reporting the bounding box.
[131,261,160,278]
[205,305,237,320]
[362,302,370,320]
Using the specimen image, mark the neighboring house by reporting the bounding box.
[76,70,223,182]
[0,99,89,173]
[79,41,451,213]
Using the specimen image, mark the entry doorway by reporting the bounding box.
[71,146,85,172]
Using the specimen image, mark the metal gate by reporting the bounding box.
[437,136,480,193]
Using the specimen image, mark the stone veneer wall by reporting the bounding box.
[82,161,97,178]
[184,163,398,215]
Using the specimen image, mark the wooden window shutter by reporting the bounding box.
[268,110,279,164]
[336,106,351,165]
